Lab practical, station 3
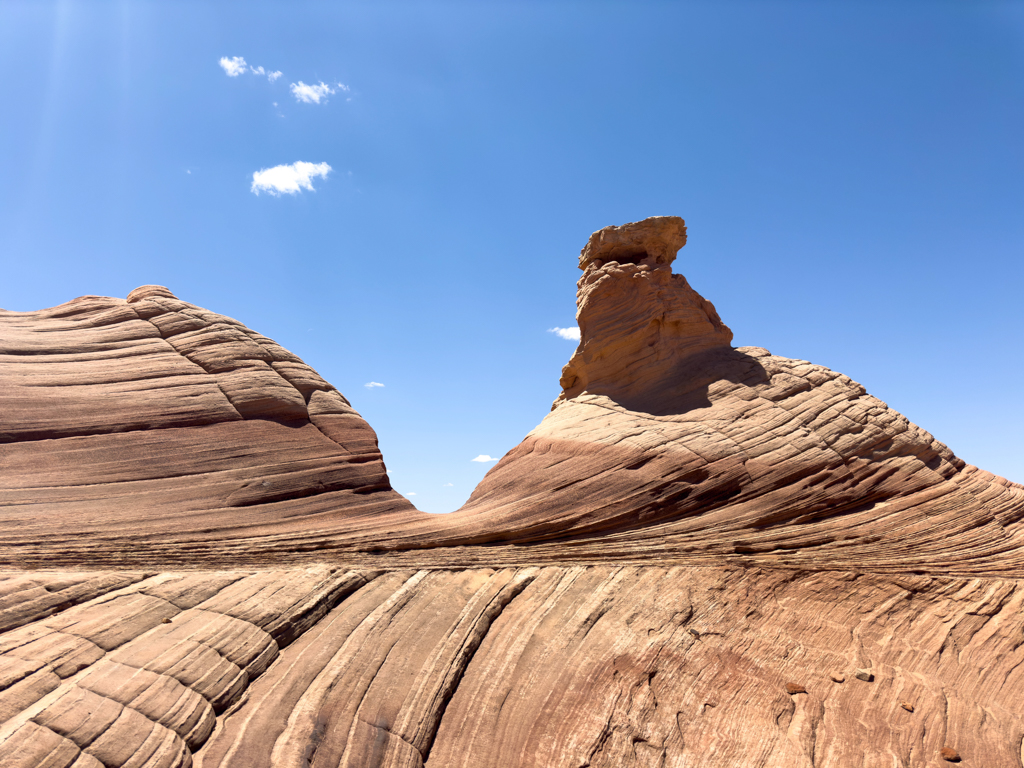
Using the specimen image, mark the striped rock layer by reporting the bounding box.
[1,217,1022,766]
[0,284,417,568]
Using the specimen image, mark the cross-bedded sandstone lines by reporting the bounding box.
[0,567,1020,767]
[0,287,418,568]
[2,216,1023,767]
[444,217,1024,577]
[448,348,1024,576]
[0,567,371,767]
[2,219,1022,573]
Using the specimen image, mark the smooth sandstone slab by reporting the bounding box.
[0,566,1018,767]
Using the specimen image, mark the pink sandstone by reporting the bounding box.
[0,217,1021,767]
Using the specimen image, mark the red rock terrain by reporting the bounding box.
[1,218,1022,767]
[0,284,419,567]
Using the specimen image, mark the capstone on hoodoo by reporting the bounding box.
[557,216,733,410]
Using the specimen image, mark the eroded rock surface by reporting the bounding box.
[0,287,417,567]
[451,218,1024,576]
[560,215,732,409]
[1,219,1022,766]
[0,567,1019,767]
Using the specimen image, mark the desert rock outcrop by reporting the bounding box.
[451,218,1024,577]
[1,218,1022,767]
[559,215,732,409]
[1,565,1021,767]
[0,287,418,567]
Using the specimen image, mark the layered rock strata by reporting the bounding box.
[1,217,1022,767]
[0,566,1021,767]
[3,258,1022,574]
[0,285,417,567]
[449,217,1024,576]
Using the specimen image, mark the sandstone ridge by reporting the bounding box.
[0,285,420,567]
[0,219,1022,767]
[447,218,1024,578]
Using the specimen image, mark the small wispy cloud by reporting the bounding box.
[406,492,417,496]
[443,482,454,487]
[290,81,339,104]
[251,161,332,196]
[364,381,385,389]
[219,57,282,82]
[471,455,499,463]
[251,66,283,82]
[219,56,248,77]
[548,327,581,341]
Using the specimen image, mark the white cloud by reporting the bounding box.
[253,67,284,83]
[548,326,581,341]
[220,57,282,82]
[406,492,417,496]
[364,381,385,388]
[251,161,332,196]
[219,56,248,77]
[290,81,336,104]
[471,455,499,463]
[443,482,453,487]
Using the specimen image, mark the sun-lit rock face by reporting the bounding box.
[450,217,1024,578]
[1,225,1023,768]
[557,216,733,412]
[0,285,419,566]
[578,214,689,269]
[3,565,1022,768]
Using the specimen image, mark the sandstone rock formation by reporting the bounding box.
[450,217,1024,576]
[0,286,418,567]
[1,218,1022,767]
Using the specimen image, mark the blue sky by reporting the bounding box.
[1,1,1022,512]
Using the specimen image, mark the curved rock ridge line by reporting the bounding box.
[444,216,1024,576]
[2,218,1023,576]
[0,566,1020,767]
[1,216,1023,767]
[0,286,420,565]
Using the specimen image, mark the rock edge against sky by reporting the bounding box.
[0,217,1021,767]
